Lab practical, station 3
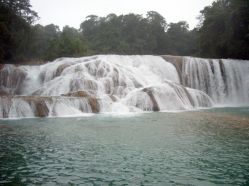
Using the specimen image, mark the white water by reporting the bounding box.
[182,57,249,105]
[0,55,247,118]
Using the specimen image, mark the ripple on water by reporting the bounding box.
[0,108,249,185]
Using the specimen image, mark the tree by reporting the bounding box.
[198,0,249,59]
[0,0,38,23]
[121,13,149,54]
[228,0,249,58]
[79,11,170,55]
[198,0,230,58]
[146,11,168,54]
[56,26,88,58]
[27,24,60,60]
[0,0,38,63]
[166,21,196,56]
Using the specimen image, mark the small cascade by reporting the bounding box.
[124,82,212,111]
[0,94,97,118]
[181,57,249,105]
[2,54,247,118]
[30,55,180,97]
[0,65,27,95]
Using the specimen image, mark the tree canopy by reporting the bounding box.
[0,0,249,64]
[0,0,38,63]
[198,0,249,59]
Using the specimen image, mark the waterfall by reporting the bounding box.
[1,54,247,118]
[181,57,249,105]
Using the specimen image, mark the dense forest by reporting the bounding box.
[0,0,249,64]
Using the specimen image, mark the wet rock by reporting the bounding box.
[62,91,100,113]
[34,101,49,117]
[69,79,98,93]
[219,59,228,95]
[62,91,89,97]
[166,81,195,107]
[112,68,120,87]
[0,65,27,95]
[55,64,70,77]
[109,95,117,102]
[22,96,52,117]
[88,97,100,113]
[142,88,160,111]
[161,55,183,83]
[39,71,46,83]
[0,64,4,71]
[0,96,12,118]
[0,88,9,96]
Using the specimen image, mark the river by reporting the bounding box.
[1,107,249,185]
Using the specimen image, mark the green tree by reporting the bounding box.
[0,0,38,23]
[0,0,38,63]
[121,13,148,54]
[146,11,168,54]
[166,21,197,56]
[79,11,170,55]
[57,26,88,57]
[198,0,230,58]
[28,24,60,60]
[198,0,249,59]
[228,0,249,58]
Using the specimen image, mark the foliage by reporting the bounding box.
[0,0,37,63]
[0,0,38,23]
[28,24,60,60]
[198,0,249,59]
[79,12,190,55]
[0,0,249,64]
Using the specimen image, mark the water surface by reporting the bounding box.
[0,107,249,185]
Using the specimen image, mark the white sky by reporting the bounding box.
[30,0,214,29]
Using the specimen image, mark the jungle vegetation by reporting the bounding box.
[0,0,248,64]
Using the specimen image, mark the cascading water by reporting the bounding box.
[0,54,247,118]
[180,57,249,105]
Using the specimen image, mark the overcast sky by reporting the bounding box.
[30,0,214,29]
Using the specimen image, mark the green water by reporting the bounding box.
[0,107,249,186]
